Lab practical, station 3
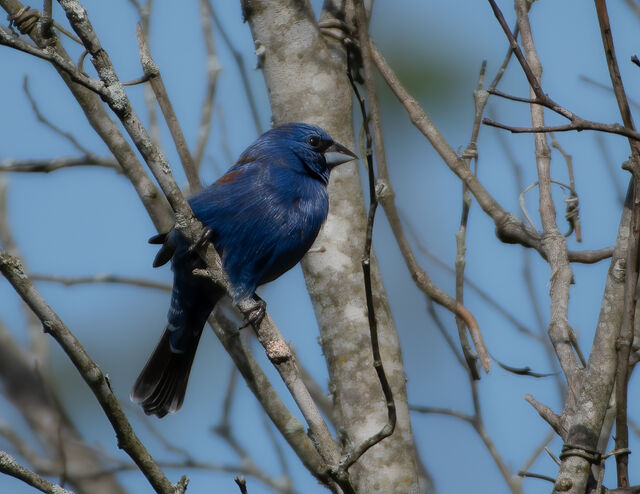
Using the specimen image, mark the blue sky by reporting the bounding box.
[1,1,640,493]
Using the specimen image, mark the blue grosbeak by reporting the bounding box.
[131,122,357,417]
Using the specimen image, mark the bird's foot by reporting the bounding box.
[188,227,214,255]
[240,296,267,329]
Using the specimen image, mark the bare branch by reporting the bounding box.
[370,41,610,265]
[0,156,120,173]
[335,5,396,474]
[194,0,221,171]
[207,310,328,487]
[483,116,640,141]
[204,0,262,136]
[135,24,201,192]
[1,0,173,234]
[513,0,581,395]
[48,8,342,482]
[0,451,72,494]
[23,76,91,154]
[0,252,185,494]
[361,41,489,373]
[410,405,473,423]
[30,272,171,291]
[549,134,582,242]
[0,27,106,95]
[518,471,555,483]
[485,0,640,144]
[524,394,566,439]
[234,476,248,494]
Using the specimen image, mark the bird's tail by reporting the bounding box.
[133,230,223,417]
[130,327,202,418]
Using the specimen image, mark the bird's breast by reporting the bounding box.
[292,183,329,236]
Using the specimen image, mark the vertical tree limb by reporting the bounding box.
[553,1,640,491]
[243,0,420,491]
[513,0,581,396]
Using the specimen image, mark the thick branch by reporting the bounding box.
[244,0,420,492]
[552,0,640,491]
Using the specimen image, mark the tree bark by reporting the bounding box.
[244,1,419,492]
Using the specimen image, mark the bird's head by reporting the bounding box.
[243,122,357,183]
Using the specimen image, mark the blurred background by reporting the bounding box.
[1,0,640,492]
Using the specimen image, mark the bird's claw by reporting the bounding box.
[240,297,267,329]
[188,227,214,255]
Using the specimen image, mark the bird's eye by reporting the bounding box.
[307,135,321,147]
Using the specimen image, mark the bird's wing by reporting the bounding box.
[188,160,325,300]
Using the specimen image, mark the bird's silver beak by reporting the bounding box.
[324,141,358,168]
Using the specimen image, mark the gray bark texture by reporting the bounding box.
[245,1,420,492]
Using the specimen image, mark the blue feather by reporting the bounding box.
[131,122,356,417]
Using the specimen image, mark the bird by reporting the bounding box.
[130,122,357,417]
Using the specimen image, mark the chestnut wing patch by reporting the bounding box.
[216,169,244,184]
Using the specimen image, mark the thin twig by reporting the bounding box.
[513,0,580,395]
[0,156,120,173]
[484,0,640,143]
[204,0,262,136]
[524,394,566,439]
[366,41,490,372]
[0,27,106,96]
[453,61,487,378]
[135,24,201,192]
[127,0,160,147]
[335,4,395,475]
[194,0,221,171]
[482,116,640,141]
[519,430,555,474]
[370,41,611,265]
[518,471,555,483]
[410,405,473,423]
[408,229,538,339]
[550,134,582,242]
[23,76,91,154]
[30,273,171,291]
[235,476,248,494]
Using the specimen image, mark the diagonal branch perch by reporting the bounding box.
[0,252,186,494]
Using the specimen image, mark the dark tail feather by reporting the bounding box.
[130,328,202,418]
